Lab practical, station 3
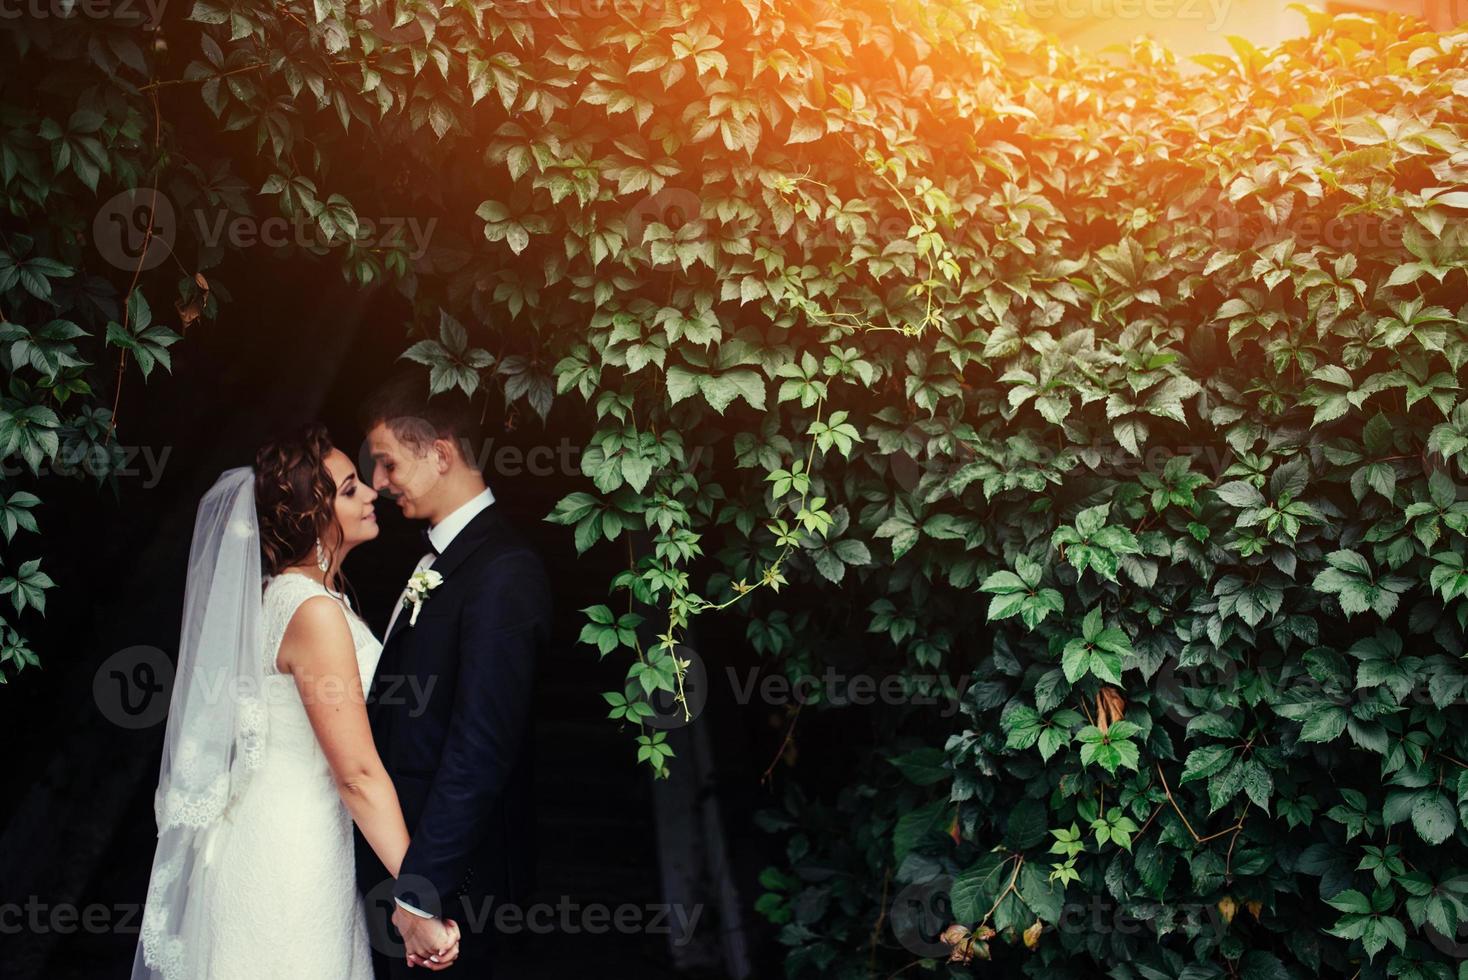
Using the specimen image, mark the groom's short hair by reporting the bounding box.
[359,370,484,466]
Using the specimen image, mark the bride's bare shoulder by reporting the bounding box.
[276,592,355,672]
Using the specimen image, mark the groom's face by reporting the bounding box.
[367,421,445,521]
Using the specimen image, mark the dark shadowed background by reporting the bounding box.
[0,256,794,979]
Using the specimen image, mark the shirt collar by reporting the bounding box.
[427,486,495,554]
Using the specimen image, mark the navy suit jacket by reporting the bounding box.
[358,503,551,919]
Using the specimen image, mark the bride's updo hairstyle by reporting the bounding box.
[254,423,343,581]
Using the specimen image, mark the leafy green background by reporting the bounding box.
[5,0,1468,975]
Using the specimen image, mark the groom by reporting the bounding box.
[356,372,551,978]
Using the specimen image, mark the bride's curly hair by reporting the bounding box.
[254,423,345,586]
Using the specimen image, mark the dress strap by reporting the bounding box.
[261,573,338,675]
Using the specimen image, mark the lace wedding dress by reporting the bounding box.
[176,572,382,979]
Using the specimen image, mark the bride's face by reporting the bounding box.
[323,448,379,549]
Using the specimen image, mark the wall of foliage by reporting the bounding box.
[6,0,1468,975]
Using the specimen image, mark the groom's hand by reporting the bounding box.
[404,919,459,971]
[409,919,460,972]
[393,906,460,969]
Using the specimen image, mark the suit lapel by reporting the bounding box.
[426,503,504,581]
[381,584,414,651]
[379,504,505,652]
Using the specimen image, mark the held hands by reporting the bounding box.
[392,905,460,970]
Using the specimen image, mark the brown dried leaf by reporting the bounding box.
[940,924,974,964]
[1096,686,1126,732]
[175,272,211,331]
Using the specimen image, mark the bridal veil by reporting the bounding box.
[131,466,267,980]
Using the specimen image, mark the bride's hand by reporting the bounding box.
[406,940,459,970]
[395,907,460,969]
[405,918,460,970]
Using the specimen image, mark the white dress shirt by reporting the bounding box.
[390,485,494,919]
[426,485,496,555]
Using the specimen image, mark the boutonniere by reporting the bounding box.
[404,569,444,626]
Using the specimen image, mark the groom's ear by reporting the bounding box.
[431,436,453,472]
[431,435,467,473]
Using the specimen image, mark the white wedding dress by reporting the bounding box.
[190,571,383,979]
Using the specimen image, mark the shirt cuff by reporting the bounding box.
[395,898,434,918]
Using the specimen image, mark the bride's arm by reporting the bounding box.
[278,596,410,878]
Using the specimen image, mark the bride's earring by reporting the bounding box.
[315,540,330,573]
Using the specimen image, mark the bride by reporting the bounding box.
[131,424,458,979]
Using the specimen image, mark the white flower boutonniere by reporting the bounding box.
[404,568,444,626]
